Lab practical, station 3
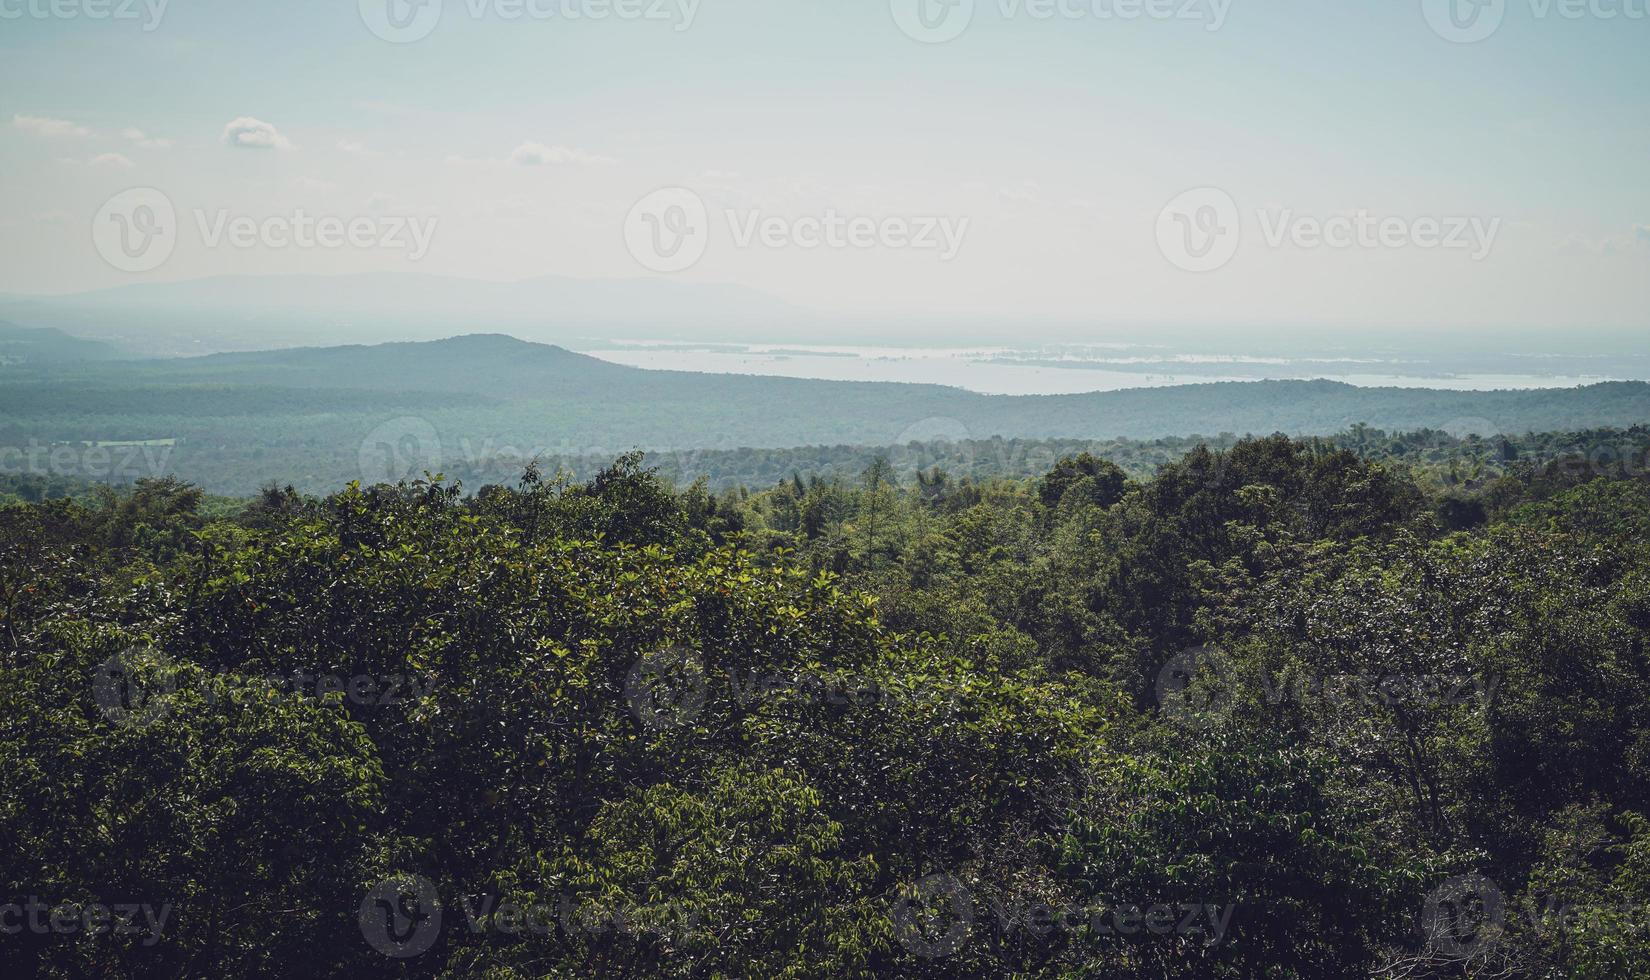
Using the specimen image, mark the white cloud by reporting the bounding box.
[1558,226,1650,255]
[1556,234,1613,255]
[122,127,173,149]
[88,153,135,169]
[295,176,338,192]
[337,139,373,155]
[0,210,72,231]
[222,116,294,151]
[997,179,1042,205]
[508,141,613,166]
[13,114,91,138]
[353,99,415,116]
[361,191,429,215]
[366,190,425,211]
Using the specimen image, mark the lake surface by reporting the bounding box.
[579,343,1622,397]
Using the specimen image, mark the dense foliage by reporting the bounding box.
[5,430,1650,977]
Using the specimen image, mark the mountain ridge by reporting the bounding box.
[0,273,807,356]
[6,331,1649,494]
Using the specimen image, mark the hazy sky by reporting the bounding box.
[2,0,1647,332]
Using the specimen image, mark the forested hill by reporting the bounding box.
[154,334,638,393]
[0,321,119,365]
[5,333,1650,494]
[20,332,1650,432]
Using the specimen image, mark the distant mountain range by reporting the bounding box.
[6,273,1648,369]
[5,333,1650,495]
[0,273,806,357]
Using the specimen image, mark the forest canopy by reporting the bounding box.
[5,429,1650,978]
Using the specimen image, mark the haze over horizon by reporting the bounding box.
[3,0,1647,338]
[6,268,1650,370]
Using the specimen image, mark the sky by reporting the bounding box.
[1,0,1647,334]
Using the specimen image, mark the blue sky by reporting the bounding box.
[2,0,1647,332]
